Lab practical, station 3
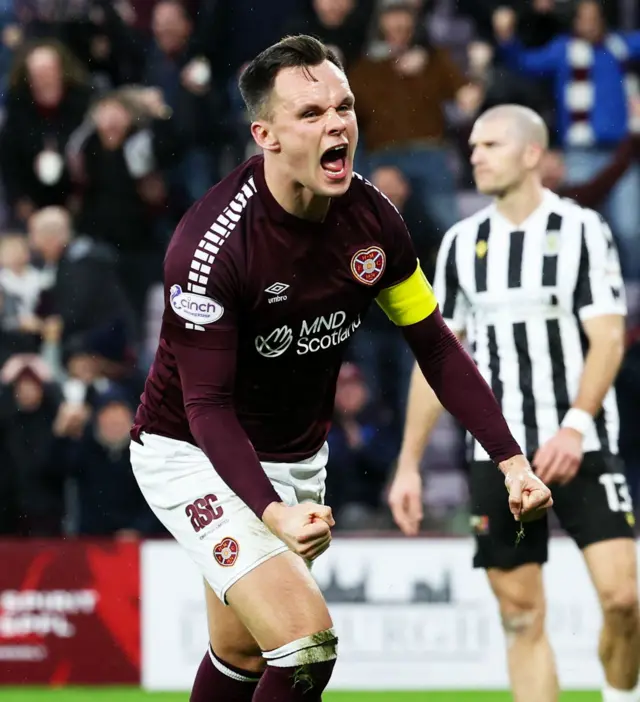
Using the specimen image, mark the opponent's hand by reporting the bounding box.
[500,456,553,522]
[262,502,335,562]
[388,468,423,536]
[533,428,583,485]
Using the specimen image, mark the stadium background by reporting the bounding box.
[0,0,638,698]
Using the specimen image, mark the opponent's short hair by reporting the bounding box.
[239,35,344,120]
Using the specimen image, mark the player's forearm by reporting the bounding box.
[186,403,282,519]
[397,362,445,472]
[570,331,625,420]
[557,137,634,209]
[174,342,282,519]
[402,308,522,465]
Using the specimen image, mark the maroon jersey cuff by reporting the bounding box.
[401,308,522,464]
[174,342,282,518]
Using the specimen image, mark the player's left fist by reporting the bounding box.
[501,456,553,522]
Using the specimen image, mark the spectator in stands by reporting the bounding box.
[126,0,199,37]
[284,0,376,69]
[67,86,178,323]
[493,0,640,282]
[372,165,440,279]
[0,354,65,536]
[20,0,142,89]
[0,234,46,363]
[195,0,299,86]
[62,318,145,411]
[61,386,162,537]
[541,131,640,212]
[325,363,397,530]
[0,234,43,319]
[143,0,227,203]
[466,39,554,137]
[27,206,135,350]
[349,2,482,236]
[0,40,91,225]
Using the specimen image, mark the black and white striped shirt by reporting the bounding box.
[433,189,626,460]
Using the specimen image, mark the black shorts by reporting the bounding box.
[470,451,635,570]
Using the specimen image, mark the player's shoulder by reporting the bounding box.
[554,192,609,231]
[347,171,403,221]
[176,156,259,237]
[164,157,261,268]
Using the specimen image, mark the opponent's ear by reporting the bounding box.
[251,121,280,153]
[523,142,543,171]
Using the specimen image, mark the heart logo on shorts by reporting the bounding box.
[213,537,239,567]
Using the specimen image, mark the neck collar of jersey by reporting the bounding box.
[252,156,335,232]
[492,187,557,230]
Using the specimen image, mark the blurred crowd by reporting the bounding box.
[0,0,639,538]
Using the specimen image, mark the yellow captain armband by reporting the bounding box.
[375,261,438,327]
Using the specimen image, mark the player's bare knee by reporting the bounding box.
[498,595,546,644]
[600,584,640,634]
[263,627,338,690]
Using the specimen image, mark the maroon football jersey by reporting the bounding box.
[134,156,416,458]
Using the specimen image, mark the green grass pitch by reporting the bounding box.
[0,688,601,701]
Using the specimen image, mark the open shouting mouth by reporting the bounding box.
[320,143,349,180]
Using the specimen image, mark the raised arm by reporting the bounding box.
[558,137,637,209]
[492,7,564,77]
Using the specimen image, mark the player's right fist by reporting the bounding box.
[263,502,334,562]
[492,7,517,42]
[502,458,553,522]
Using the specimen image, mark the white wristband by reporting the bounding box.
[561,408,594,435]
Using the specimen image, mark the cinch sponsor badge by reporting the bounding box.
[170,284,224,325]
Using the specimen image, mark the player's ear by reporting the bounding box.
[524,142,543,170]
[251,121,280,153]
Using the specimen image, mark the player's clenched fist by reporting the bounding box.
[262,502,335,561]
[501,457,553,522]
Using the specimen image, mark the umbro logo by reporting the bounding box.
[265,282,289,295]
[265,282,289,304]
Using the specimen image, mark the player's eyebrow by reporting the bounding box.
[469,139,500,147]
[297,102,323,117]
[296,93,355,117]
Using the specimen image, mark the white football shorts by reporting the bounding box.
[130,432,328,603]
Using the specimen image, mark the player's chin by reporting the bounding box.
[475,179,499,196]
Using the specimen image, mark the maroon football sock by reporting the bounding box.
[252,659,336,701]
[189,645,261,701]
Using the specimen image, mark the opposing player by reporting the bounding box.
[389,105,639,702]
[130,39,552,701]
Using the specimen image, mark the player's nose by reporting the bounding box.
[325,108,347,135]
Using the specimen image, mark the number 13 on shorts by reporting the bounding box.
[599,473,634,514]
